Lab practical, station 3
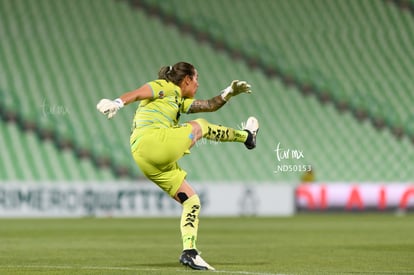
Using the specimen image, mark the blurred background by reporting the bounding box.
[1,0,413,215]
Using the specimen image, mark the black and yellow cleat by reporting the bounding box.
[179,249,215,271]
[243,116,259,150]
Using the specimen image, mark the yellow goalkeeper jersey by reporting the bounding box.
[132,79,195,130]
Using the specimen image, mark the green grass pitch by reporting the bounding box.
[0,214,413,275]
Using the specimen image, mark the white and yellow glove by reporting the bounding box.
[96,98,124,119]
[220,80,251,101]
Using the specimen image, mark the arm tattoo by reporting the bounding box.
[188,95,226,113]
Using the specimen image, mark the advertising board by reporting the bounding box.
[0,181,295,217]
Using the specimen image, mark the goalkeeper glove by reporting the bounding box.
[96,98,124,119]
[220,80,251,102]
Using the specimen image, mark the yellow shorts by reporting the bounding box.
[130,124,193,197]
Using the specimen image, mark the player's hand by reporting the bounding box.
[220,80,252,101]
[96,98,124,119]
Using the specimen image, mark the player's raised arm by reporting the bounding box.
[96,84,153,119]
[188,80,252,113]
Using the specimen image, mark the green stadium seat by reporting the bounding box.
[1,0,413,182]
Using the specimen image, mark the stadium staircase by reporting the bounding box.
[0,0,413,182]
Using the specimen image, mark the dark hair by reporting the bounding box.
[158,62,195,86]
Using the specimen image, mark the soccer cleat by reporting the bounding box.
[179,249,215,271]
[243,116,259,150]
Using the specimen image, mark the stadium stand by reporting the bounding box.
[0,0,413,182]
[0,118,116,180]
[137,0,414,136]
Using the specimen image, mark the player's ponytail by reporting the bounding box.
[158,66,172,81]
[158,62,195,86]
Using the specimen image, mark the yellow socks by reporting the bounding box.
[193,118,248,143]
[181,194,201,250]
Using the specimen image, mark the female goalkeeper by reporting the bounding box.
[96,61,259,271]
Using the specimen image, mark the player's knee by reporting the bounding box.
[192,118,208,136]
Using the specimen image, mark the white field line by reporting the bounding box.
[0,264,289,275]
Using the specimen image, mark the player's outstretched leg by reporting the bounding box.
[193,116,259,150]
